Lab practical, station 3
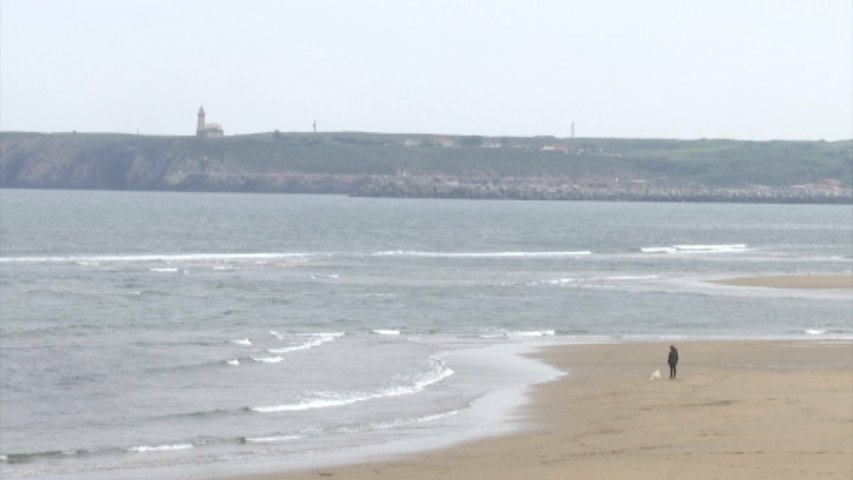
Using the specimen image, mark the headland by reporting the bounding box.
[1,131,850,204]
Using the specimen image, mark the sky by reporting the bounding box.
[1,0,851,140]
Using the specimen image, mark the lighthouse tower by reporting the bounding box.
[197,107,206,136]
[196,106,223,137]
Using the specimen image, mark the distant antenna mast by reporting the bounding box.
[313,120,317,133]
[571,122,575,139]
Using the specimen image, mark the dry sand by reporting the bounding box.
[226,340,853,480]
[711,274,853,289]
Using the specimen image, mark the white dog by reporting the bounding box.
[649,369,662,380]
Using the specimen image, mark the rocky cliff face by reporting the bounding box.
[2,132,850,204]
[351,174,851,203]
[0,134,363,193]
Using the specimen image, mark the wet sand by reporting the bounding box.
[224,340,853,480]
[711,274,853,289]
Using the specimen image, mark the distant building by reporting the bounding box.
[196,107,224,137]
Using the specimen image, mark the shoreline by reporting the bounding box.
[223,340,853,480]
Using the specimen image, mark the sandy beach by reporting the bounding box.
[225,340,853,480]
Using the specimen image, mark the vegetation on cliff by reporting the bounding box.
[1,131,850,203]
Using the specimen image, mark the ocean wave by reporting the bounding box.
[478,329,556,338]
[371,250,592,258]
[242,434,303,444]
[266,332,345,354]
[371,410,459,430]
[804,329,827,335]
[128,443,193,453]
[338,410,460,434]
[226,359,240,366]
[251,356,284,364]
[251,360,454,413]
[161,407,241,421]
[0,449,85,464]
[0,252,314,264]
[371,329,401,335]
[510,330,555,337]
[641,244,748,255]
[536,276,660,287]
[640,247,677,254]
[149,267,179,273]
[231,338,252,346]
[602,275,660,281]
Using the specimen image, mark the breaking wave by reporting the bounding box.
[371,250,592,258]
[128,443,193,453]
[251,360,453,413]
[0,252,314,264]
[266,332,345,353]
[641,244,748,254]
[371,329,401,335]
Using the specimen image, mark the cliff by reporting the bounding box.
[1,131,850,203]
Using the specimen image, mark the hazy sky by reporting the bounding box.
[1,0,851,140]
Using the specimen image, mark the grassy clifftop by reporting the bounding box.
[1,131,850,202]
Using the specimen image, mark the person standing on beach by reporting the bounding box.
[668,345,679,379]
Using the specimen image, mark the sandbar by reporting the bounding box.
[223,340,853,480]
[711,274,853,289]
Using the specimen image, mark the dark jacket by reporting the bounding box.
[668,349,679,365]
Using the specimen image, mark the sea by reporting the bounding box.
[1,189,851,479]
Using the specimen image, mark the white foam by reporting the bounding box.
[640,247,677,254]
[509,330,555,337]
[372,329,401,335]
[341,410,460,433]
[251,361,454,413]
[128,443,193,453]
[642,244,748,255]
[267,332,345,353]
[0,252,313,264]
[604,275,660,281]
[414,410,460,423]
[244,434,303,444]
[232,338,252,346]
[251,356,284,364]
[546,278,575,285]
[149,267,179,273]
[674,243,747,251]
[674,244,748,254]
[227,359,240,366]
[805,329,827,335]
[372,250,592,258]
[478,332,509,338]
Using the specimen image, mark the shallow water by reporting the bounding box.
[0,190,850,479]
